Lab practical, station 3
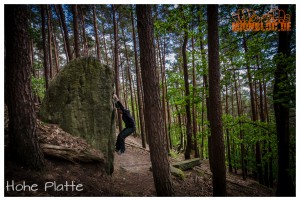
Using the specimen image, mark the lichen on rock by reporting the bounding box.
[39,57,115,174]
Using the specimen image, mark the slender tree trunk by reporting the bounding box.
[93,5,101,61]
[79,6,89,57]
[5,5,45,170]
[46,5,53,79]
[191,34,199,158]
[207,5,226,196]
[101,22,110,66]
[199,5,211,168]
[157,36,169,153]
[57,5,73,61]
[264,79,273,187]
[274,4,295,197]
[48,5,60,76]
[122,27,136,127]
[131,6,146,148]
[233,70,246,180]
[181,10,192,160]
[225,84,233,173]
[175,104,184,152]
[231,84,238,174]
[54,5,69,62]
[72,5,80,58]
[112,5,123,132]
[40,5,49,89]
[136,5,174,196]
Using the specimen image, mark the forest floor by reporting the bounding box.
[4,118,275,197]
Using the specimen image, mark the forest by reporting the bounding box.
[4,4,296,197]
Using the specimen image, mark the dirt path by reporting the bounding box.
[111,135,275,197]
[112,136,155,196]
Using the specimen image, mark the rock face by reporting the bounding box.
[39,57,115,174]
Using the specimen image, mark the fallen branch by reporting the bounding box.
[41,143,104,163]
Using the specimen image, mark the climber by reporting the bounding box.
[113,94,136,155]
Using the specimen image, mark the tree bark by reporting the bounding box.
[57,5,73,61]
[181,9,192,160]
[40,5,49,89]
[5,5,45,170]
[131,6,146,148]
[72,5,80,58]
[93,5,102,61]
[233,69,246,180]
[46,5,53,79]
[54,5,69,62]
[79,6,89,57]
[207,5,226,196]
[225,84,233,173]
[136,5,174,196]
[274,4,295,197]
[191,33,199,158]
[112,5,123,132]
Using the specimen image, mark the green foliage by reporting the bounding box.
[31,76,45,100]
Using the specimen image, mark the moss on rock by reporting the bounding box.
[39,57,115,174]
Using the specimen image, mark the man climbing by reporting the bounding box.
[113,94,136,155]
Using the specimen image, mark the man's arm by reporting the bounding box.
[113,94,125,110]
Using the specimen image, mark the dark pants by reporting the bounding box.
[115,127,135,153]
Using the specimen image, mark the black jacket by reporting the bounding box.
[116,101,135,128]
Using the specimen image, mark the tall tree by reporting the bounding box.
[72,5,80,58]
[46,5,53,79]
[112,4,123,131]
[136,4,174,196]
[181,7,193,160]
[40,5,49,89]
[207,4,226,196]
[57,5,73,61]
[5,5,45,170]
[131,5,146,148]
[93,5,102,61]
[273,4,295,197]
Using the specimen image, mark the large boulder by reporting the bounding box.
[39,57,115,174]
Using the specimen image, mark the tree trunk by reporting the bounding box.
[225,84,233,173]
[48,5,60,76]
[79,6,89,57]
[101,22,110,66]
[93,5,102,62]
[5,5,45,170]
[233,69,246,180]
[46,5,53,80]
[136,5,174,196]
[181,10,192,160]
[122,27,136,129]
[130,6,146,148]
[54,5,69,62]
[191,33,199,158]
[57,5,73,61]
[72,5,80,58]
[274,4,295,197]
[40,5,49,89]
[157,36,169,153]
[207,5,226,196]
[112,5,123,132]
[199,5,211,167]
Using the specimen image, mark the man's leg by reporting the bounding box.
[118,127,135,153]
